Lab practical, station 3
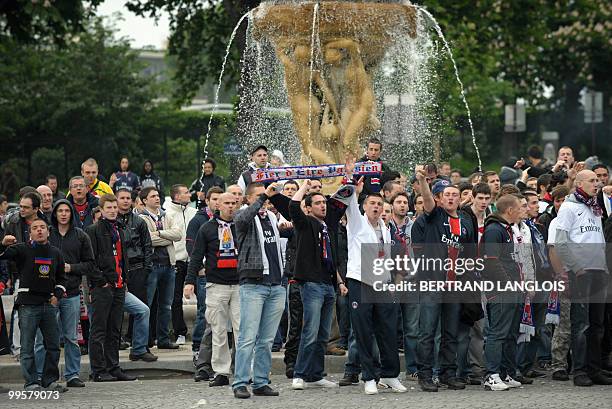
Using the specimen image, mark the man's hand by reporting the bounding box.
[552,160,566,172]
[64,264,71,273]
[196,191,205,200]
[415,165,427,181]
[278,221,293,230]
[514,158,525,169]
[184,284,195,299]
[603,185,612,196]
[344,154,356,178]
[109,172,118,187]
[521,167,531,183]
[265,182,280,197]
[1,235,16,247]
[50,296,58,306]
[338,283,348,296]
[355,176,365,196]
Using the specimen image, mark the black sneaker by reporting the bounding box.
[439,377,466,390]
[66,378,85,388]
[209,374,229,387]
[513,375,533,385]
[92,373,116,382]
[110,370,137,381]
[524,369,546,378]
[418,378,438,392]
[285,367,294,379]
[44,382,68,393]
[80,345,88,356]
[194,368,213,382]
[552,370,569,381]
[573,374,594,387]
[233,386,251,399]
[157,343,180,350]
[119,340,130,351]
[590,373,612,385]
[339,373,359,386]
[252,385,279,396]
[129,352,158,362]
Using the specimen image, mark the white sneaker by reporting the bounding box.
[364,380,378,395]
[503,375,522,388]
[292,378,305,390]
[306,378,338,388]
[176,335,186,345]
[379,377,407,392]
[484,374,510,391]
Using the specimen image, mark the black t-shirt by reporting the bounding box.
[260,215,282,285]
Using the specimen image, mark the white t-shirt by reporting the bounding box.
[555,200,604,244]
[554,198,606,272]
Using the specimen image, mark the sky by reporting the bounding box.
[96,0,170,49]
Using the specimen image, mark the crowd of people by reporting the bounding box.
[0,141,611,400]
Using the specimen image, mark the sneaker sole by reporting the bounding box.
[484,385,509,391]
[365,390,378,395]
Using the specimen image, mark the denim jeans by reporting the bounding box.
[570,270,608,376]
[400,302,419,375]
[456,320,471,378]
[484,293,522,377]
[124,291,150,355]
[232,284,286,390]
[416,293,461,380]
[34,295,81,381]
[192,276,207,352]
[147,264,176,346]
[294,282,336,382]
[19,304,60,388]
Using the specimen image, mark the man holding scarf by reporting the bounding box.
[555,170,612,386]
[232,182,285,399]
[185,193,240,388]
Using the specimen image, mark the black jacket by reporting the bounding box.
[85,219,130,288]
[49,199,95,297]
[482,213,520,286]
[288,200,339,284]
[189,174,226,208]
[186,208,212,257]
[186,217,239,285]
[0,241,66,305]
[118,211,153,272]
[537,204,557,243]
[67,192,99,230]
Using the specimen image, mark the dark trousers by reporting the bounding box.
[89,286,125,375]
[570,270,608,376]
[126,268,149,342]
[416,294,461,380]
[347,278,399,382]
[517,298,548,374]
[172,261,188,338]
[336,292,350,348]
[284,281,303,369]
[19,304,60,388]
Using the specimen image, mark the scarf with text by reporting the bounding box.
[217,218,237,269]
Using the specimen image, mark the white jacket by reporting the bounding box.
[165,201,197,262]
[345,189,392,285]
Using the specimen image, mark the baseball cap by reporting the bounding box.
[432,179,451,195]
[250,145,268,155]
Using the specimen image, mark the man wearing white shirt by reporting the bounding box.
[555,170,611,386]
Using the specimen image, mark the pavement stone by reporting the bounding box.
[1,374,610,409]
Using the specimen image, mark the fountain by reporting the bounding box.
[205,0,480,192]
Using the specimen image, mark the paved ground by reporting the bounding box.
[2,373,611,409]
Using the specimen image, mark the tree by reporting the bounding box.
[0,16,157,184]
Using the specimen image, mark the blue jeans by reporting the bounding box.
[19,304,60,388]
[336,292,350,348]
[400,302,419,375]
[124,291,150,355]
[416,294,461,380]
[484,293,522,377]
[147,264,176,345]
[232,284,286,390]
[294,282,335,382]
[192,276,207,352]
[35,295,81,381]
[456,321,471,377]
